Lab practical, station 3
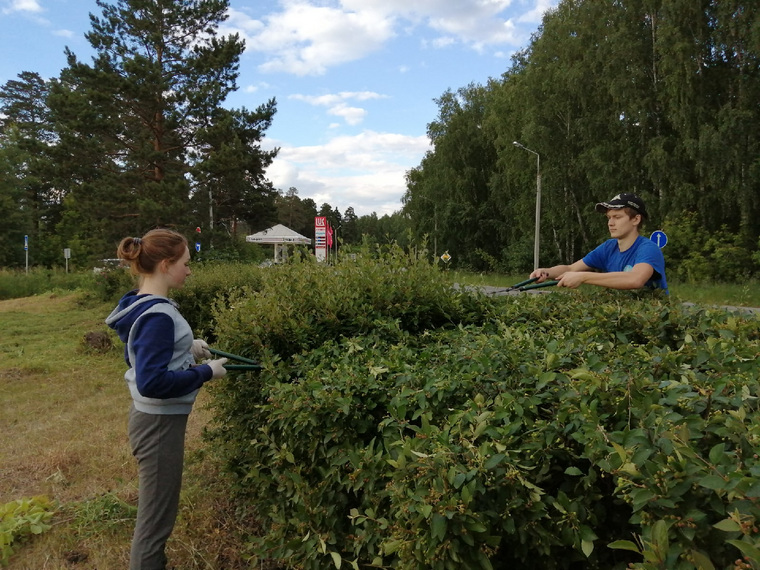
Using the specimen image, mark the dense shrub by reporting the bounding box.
[170,262,264,340]
[84,260,264,322]
[209,245,488,362]
[663,214,759,282]
[89,265,136,303]
[0,268,96,300]
[206,251,760,570]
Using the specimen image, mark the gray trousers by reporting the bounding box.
[128,405,189,570]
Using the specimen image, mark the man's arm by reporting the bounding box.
[530,260,590,282]
[557,262,654,290]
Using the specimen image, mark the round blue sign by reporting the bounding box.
[195,242,201,252]
[650,230,668,249]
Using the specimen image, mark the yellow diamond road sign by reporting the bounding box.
[440,252,451,263]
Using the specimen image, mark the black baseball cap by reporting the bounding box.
[595,193,647,218]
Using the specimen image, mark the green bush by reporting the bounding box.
[663,214,759,282]
[1,496,56,565]
[170,262,265,341]
[206,255,760,570]
[209,244,487,362]
[0,268,95,300]
[88,265,136,303]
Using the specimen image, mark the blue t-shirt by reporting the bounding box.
[583,236,668,293]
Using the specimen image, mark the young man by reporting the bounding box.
[530,193,668,293]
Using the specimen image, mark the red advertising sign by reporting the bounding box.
[315,217,327,262]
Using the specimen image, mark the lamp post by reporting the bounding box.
[414,194,438,260]
[513,141,542,270]
[335,224,341,262]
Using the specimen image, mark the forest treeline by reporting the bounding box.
[404,1,760,281]
[1,0,759,281]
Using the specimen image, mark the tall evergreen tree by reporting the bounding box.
[0,72,63,266]
[47,0,276,259]
[191,104,279,244]
[342,206,359,244]
[299,198,318,239]
[273,188,317,239]
[0,134,33,266]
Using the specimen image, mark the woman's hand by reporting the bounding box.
[207,358,228,379]
[191,339,211,360]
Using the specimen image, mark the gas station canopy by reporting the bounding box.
[245,224,311,263]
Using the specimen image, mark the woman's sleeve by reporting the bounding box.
[130,313,212,398]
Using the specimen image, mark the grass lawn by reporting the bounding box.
[0,293,248,569]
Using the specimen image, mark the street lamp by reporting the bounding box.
[414,194,438,260]
[513,141,542,270]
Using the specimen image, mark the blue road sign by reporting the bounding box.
[195,242,201,252]
[24,235,28,250]
[650,230,668,249]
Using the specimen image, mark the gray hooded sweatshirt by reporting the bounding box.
[105,291,213,415]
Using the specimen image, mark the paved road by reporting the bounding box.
[680,302,760,315]
[463,284,760,315]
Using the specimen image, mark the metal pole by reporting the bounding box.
[415,194,437,261]
[513,142,541,270]
[534,155,541,271]
[433,205,438,260]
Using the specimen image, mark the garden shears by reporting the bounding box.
[491,276,560,295]
[209,347,262,371]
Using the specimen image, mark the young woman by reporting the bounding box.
[105,228,227,570]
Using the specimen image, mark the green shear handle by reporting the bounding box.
[209,347,262,371]
[518,279,560,291]
[491,277,559,294]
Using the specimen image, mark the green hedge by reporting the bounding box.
[0,268,97,300]
[206,249,760,570]
[209,245,487,362]
[170,262,264,341]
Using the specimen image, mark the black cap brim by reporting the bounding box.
[595,202,626,213]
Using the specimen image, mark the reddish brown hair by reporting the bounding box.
[117,228,188,276]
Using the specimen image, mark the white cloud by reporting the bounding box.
[224,7,266,36]
[341,0,521,46]
[53,29,74,38]
[243,81,271,93]
[291,91,387,106]
[431,36,455,49]
[2,0,49,24]
[265,130,431,216]
[327,104,366,125]
[517,0,556,23]
[290,91,388,126]
[223,1,555,76]
[226,3,394,76]
[3,0,43,14]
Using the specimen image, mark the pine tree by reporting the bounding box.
[48,0,277,259]
[0,72,63,266]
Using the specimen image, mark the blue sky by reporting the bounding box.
[0,0,558,217]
